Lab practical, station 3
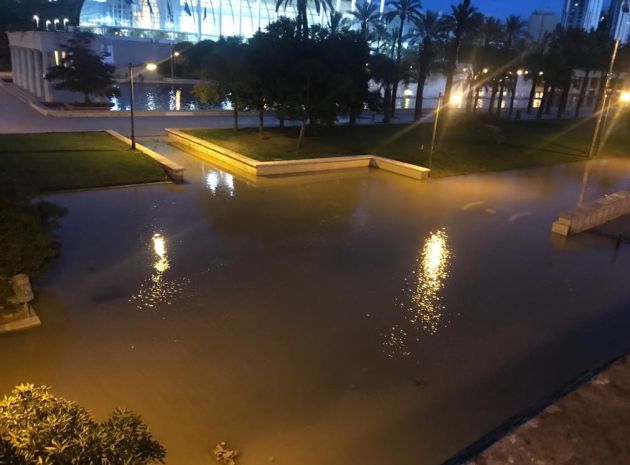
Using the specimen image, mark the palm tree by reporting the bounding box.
[503,15,528,51]
[411,10,446,120]
[350,2,381,41]
[276,0,333,39]
[441,0,482,106]
[368,53,399,123]
[496,15,527,116]
[384,0,422,116]
[328,10,351,35]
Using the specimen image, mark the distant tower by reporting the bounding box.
[608,0,630,42]
[527,10,558,42]
[561,0,604,31]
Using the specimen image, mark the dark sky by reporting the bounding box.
[421,0,564,19]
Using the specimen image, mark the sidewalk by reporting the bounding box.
[465,354,630,464]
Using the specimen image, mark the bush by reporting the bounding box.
[0,191,66,312]
[0,384,165,465]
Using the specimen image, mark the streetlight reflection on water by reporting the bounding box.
[130,232,190,310]
[383,228,453,357]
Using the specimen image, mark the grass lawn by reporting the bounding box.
[186,116,630,177]
[0,132,167,192]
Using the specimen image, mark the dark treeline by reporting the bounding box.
[166,0,630,131]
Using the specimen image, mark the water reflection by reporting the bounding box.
[130,233,190,310]
[205,170,235,197]
[169,88,182,111]
[384,228,453,357]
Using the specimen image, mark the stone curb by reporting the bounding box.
[106,130,185,183]
[165,128,430,180]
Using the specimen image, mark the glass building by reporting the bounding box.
[79,0,352,42]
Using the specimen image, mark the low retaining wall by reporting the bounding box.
[166,128,430,180]
[106,130,185,183]
[552,190,630,236]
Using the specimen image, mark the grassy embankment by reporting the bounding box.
[0,131,166,192]
[186,117,630,177]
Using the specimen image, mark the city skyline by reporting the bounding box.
[421,0,563,18]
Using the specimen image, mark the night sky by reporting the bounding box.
[421,0,564,19]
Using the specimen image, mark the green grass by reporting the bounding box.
[186,116,630,177]
[0,132,167,192]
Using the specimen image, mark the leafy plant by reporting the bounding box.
[0,384,165,465]
[45,32,118,104]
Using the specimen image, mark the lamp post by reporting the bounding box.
[128,62,157,150]
[45,20,51,30]
[589,39,620,157]
[170,51,179,81]
[33,15,39,29]
[509,69,524,117]
[63,18,69,30]
[53,19,60,30]
[429,93,443,172]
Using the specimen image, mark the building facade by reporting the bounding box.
[527,10,558,42]
[607,0,630,42]
[561,0,603,31]
[79,0,352,42]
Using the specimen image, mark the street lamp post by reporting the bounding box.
[128,62,157,150]
[170,51,179,81]
[45,20,51,31]
[33,15,39,29]
[429,93,443,172]
[589,39,620,157]
[509,69,524,117]
[53,19,60,30]
[63,18,69,30]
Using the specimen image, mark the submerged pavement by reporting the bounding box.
[0,138,629,465]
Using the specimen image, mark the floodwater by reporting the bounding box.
[2,142,630,465]
[110,83,221,112]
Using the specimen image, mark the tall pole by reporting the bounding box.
[129,63,136,150]
[429,93,442,172]
[589,39,620,158]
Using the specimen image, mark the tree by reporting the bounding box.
[195,37,252,131]
[411,10,446,120]
[350,2,381,41]
[368,53,399,123]
[45,32,118,104]
[275,0,333,39]
[500,15,528,117]
[384,0,422,116]
[441,0,482,106]
[0,384,165,465]
[328,11,351,35]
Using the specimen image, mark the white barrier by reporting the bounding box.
[552,191,630,236]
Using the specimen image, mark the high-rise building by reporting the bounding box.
[561,0,604,31]
[607,0,630,42]
[527,10,558,42]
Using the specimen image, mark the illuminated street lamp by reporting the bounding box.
[63,18,69,29]
[45,20,51,30]
[170,51,180,81]
[53,19,60,30]
[509,69,525,117]
[33,15,40,29]
[128,62,157,149]
[620,90,630,103]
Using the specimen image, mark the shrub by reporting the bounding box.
[0,384,165,465]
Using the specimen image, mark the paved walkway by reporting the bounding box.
[465,354,630,465]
